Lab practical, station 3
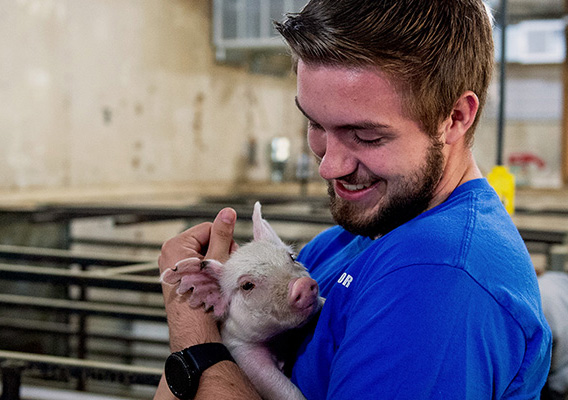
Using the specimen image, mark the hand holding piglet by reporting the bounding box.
[161,202,324,400]
[156,208,261,400]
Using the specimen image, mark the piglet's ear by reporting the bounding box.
[160,257,230,319]
[252,201,285,246]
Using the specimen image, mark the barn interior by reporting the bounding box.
[1,0,568,399]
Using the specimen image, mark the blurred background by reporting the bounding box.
[0,0,565,200]
[1,1,568,399]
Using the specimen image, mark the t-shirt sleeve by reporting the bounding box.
[325,265,527,399]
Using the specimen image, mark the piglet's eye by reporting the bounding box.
[289,253,296,262]
[241,282,255,291]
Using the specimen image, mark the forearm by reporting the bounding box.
[162,284,221,350]
[160,285,261,400]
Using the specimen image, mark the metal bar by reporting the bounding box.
[0,263,161,292]
[0,350,162,386]
[0,317,167,346]
[70,237,163,250]
[70,233,251,249]
[0,294,166,322]
[563,0,568,185]
[199,193,328,206]
[76,263,88,391]
[0,360,23,400]
[0,244,152,266]
[515,207,568,216]
[496,0,508,166]
[96,263,158,276]
[30,205,335,225]
[2,202,334,225]
[517,229,567,245]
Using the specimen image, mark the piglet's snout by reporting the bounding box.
[288,277,319,310]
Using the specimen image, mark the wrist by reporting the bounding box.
[165,343,235,400]
[163,285,222,351]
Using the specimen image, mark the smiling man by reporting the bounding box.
[275,0,552,398]
[155,1,552,399]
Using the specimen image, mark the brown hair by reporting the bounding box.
[275,0,495,146]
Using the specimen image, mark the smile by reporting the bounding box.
[342,182,373,191]
[333,180,381,203]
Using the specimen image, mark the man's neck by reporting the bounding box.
[428,149,482,211]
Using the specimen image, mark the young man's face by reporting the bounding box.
[296,61,445,237]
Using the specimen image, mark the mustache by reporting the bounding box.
[313,153,381,186]
[332,171,380,186]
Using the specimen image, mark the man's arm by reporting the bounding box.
[154,209,262,400]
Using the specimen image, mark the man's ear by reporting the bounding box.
[442,91,479,145]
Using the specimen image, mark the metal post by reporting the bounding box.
[496,0,508,166]
[0,361,24,400]
[76,262,88,391]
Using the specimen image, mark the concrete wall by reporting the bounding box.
[0,0,564,194]
[0,0,305,192]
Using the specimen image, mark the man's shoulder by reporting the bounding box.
[381,178,522,266]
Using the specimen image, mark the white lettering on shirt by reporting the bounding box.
[338,272,353,288]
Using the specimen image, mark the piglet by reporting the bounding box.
[160,201,324,400]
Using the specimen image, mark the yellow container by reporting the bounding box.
[487,165,515,215]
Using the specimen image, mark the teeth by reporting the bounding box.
[343,183,371,191]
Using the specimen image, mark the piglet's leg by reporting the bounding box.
[231,345,306,400]
[160,257,228,316]
[159,257,202,285]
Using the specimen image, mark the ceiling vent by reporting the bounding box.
[495,19,566,64]
[212,0,307,74]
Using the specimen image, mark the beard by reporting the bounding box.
[328,139,445,238]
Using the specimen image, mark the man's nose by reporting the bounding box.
[317,133,357,181]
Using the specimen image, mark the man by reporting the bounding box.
[155,0,551,399]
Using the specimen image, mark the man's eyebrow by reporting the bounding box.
[294,96,393,131]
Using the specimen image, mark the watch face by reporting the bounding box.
[165,352,195,399]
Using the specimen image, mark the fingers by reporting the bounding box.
[205,207,238,263]
[158,207,238,275]
[158,222,212,274]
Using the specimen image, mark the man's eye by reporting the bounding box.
[241,282,255,291]
[353,134,384,147]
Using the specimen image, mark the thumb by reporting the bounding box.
[205,207,237,263]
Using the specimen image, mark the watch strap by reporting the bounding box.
[165,342,235,399]
[181,342,235,373]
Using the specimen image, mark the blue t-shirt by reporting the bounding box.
[291,178,552,399]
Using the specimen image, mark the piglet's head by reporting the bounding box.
[220,202,321,343]
[160,202,322,342]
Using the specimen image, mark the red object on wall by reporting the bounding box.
[508,152,546,169]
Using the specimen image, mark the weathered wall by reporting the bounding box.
[0,0,305,192]
[0,0,564,194]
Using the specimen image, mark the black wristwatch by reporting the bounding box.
[164,342,235,399]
